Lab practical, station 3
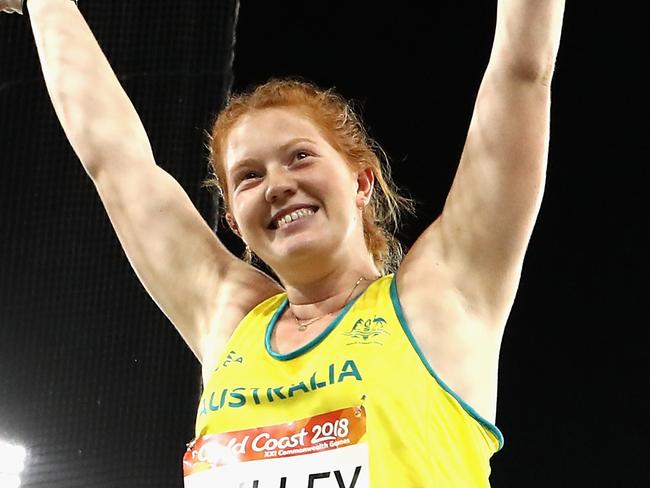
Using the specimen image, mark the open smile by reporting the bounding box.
[270,207,318,230]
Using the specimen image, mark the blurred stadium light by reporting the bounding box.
[0,439,26,488]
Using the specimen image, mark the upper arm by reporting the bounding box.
[91,161,282,362]
[443,69,550,317]
[406,68,551,325]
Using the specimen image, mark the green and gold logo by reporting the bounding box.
[342,316,390,345]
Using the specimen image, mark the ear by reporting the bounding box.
[225,212,242,238]
[355,167,375,209]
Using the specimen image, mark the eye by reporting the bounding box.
[293,149,312,161]
[234,170,261,187]
[242,171,260,180]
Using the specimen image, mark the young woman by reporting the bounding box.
[3,0,565,485]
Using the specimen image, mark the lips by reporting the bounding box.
[268,205,319,229]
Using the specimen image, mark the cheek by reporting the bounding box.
[312,165,356,199]
[325,174,357,209]
[321,190,358,228]
[230,194,258,229]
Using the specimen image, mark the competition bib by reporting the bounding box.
[183,406,368,487]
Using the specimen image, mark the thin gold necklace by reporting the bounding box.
[291,277,367,332]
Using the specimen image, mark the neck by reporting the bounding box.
[278,263,381,321]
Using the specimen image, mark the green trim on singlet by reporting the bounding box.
[265,291,365,361]
[389,274,505,451]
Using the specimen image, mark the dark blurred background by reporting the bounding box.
[1,1,648,487]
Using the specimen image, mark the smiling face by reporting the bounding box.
[223,107,374,278]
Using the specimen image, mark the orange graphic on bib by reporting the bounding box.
[184,406,366,477]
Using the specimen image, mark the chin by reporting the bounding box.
[267,234,335,267]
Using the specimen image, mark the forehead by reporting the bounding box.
[225,108,325,171]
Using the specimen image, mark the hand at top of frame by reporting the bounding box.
[1,0,24,14]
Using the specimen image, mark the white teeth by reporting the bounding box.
[275,208,315,229]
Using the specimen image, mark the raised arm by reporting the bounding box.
[402,0,566,328]
[20,0,282,361]
[26,0,152,174]
[445,0,566,324]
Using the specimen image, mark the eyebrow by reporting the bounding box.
[231,137,317,171]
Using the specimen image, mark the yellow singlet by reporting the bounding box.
[183,274,504,487]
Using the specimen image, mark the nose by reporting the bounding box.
[264,166,297,203]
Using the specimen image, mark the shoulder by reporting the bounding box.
[199,261,284,373]
[391,234,503,423]
[395,215,518,330]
